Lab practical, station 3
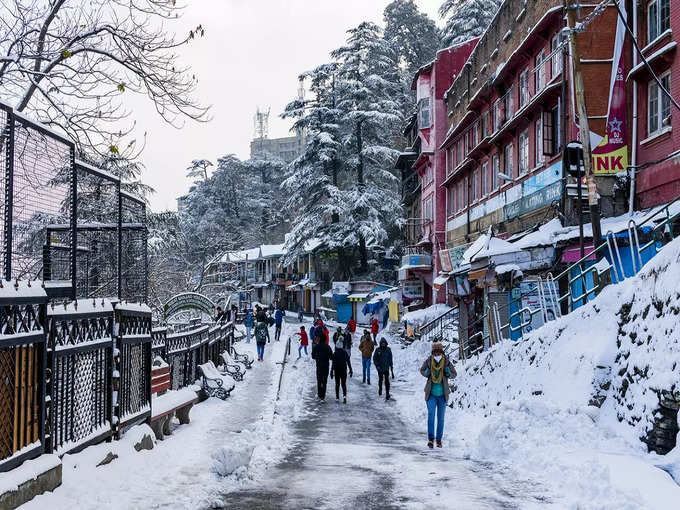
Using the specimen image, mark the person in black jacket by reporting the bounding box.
[311,336,333,400]
[330,344,353,403]
[373,338,394,400]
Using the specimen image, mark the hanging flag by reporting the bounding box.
[592,6,628,175]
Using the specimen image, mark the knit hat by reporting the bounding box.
[431,342,444,354]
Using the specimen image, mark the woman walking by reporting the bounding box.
[420,342,456,449]
[371,317,379,345]
[330,343,353,403]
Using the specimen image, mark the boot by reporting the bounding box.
[343,396,347,404]
[367,380,371,385]
[436,440,442,448]
[386,393,390,401]
[362,376,366,383]
[378,386,382,396]
[427,439,434,449]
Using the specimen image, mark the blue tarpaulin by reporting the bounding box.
[362,299,384,316]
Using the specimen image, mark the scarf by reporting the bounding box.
[430,355,445,384]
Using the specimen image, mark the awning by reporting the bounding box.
[321,290,334,298]
[469,268,488,281]
[251,283,269,288]
[348,293,369,302]
[433,274,450,290]
[286,283,300,290]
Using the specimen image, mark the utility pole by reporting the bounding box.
[567,1,603,250]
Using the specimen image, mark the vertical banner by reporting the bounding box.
[592,7,628,174]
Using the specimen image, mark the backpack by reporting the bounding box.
[267,316,275,327]
[255,323,268,343]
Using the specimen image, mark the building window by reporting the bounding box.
[419,97,431,129]
[481,161,489,196]
[551,33,562,78]
[543,104,561,156]
[423,166,434,186]
[424,197,433,222]
[535,117,545,166]
[472,169,480,201]
[535,50,546,92]
[457,181,464,211]
[492,153,500,190]
[504,143,514,180]
[447,147,454,174]
[456,139,463,166]
[448,186,456,215]
[648,73,671,135]
[648,0,670,43]
[519,129,529,175]
[481,111,489,138]
[519,69,529,107]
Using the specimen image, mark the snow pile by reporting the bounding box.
[211,441,253,477]
[391,237,680,508]
[402,303,451,325]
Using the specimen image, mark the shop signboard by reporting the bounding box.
[439,249,453,272]
[448,245,467,272]
[402,277,424,299]
[504,181,562,221]
[519,279,560,334]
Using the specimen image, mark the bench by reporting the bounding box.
[231,346,254,369]
[219,351,245,381]
[198,361,235,400]
[150,357,199,440]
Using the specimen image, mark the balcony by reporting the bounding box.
[404,217,432,249]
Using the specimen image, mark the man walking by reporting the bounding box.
[312,335,333,400]
[359,331,375,384]
[373,338,394,400]
[274,306,286,342]
[244,308,254,343]
[254,314,270,361]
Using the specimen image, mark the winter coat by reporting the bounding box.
[359,336,375,359]
[274,309,286,325]
[244,311,254,328]
[420,355,456,401]
[348,318,356,333]
[343,332,352,349]
[371,319,379,335]
[333,330,344,346]
[330,348,352,377]
[312,342,333,373]
[309,325,316,343]
[296,330,309,346]
[254,322,270,345]
[373,346,393,373]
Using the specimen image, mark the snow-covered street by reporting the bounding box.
[219,360,549,510]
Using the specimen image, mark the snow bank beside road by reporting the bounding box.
[390,238,680,509]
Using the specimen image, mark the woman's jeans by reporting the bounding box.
[256,343,265,359]
[362,358,371,382]
[427,395,447,441]
[298,345,308,357]
[246,326,251,343]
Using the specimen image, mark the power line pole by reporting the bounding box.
[567,1,603,250]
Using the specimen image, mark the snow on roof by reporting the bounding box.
[303,238,323,253]
[511,218,563,249]
[259,243,286,258]
[495,264,522,276]
[471,236,521,262]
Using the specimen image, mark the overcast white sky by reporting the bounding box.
[130,0,443,211]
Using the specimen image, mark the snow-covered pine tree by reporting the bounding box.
[186,159,213,181]
[384,0,440,78]
[331,22,404,271]
[281,63,345,268]
[439,0,502,47]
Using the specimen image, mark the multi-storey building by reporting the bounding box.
[396,41,478,308]
[250,132,306,163]
[441,0,626,256]
[631,0,678,208]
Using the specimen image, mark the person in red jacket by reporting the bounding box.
[348,316,357,334]
[371,317,379,345]
[295,326,309,358]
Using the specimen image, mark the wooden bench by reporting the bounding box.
[231,346,254,369]
[219,351,245,381]
[198,362,235,400]
[150,357,199,440]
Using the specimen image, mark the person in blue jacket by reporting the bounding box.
[244,308,254,343]
[274,306,286,342]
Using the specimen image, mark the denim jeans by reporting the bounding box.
[362,358,371,382]
[426,394,447,441]
[298,344,308,357]
[246,326,251,343]
[256,343,265,359]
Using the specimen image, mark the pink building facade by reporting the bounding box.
[398,40,478,307]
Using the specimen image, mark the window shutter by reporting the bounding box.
[543,110,553,155]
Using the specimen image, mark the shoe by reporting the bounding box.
[436,440,442,448]
[362,377,365,383]
[367,380,371,385]
[427,440,434,449]
[386,394,390,401]
[343,397,347,404]
[378,388,382,396]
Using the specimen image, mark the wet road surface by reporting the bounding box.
[218,361,550,510]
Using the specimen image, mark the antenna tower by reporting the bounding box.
[253,107,270,140]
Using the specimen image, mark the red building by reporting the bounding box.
[630,0,679,208]
[396,41,478,307]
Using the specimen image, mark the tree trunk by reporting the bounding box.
[356,120,367,271]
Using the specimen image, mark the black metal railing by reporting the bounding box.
[420,306,460,344]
